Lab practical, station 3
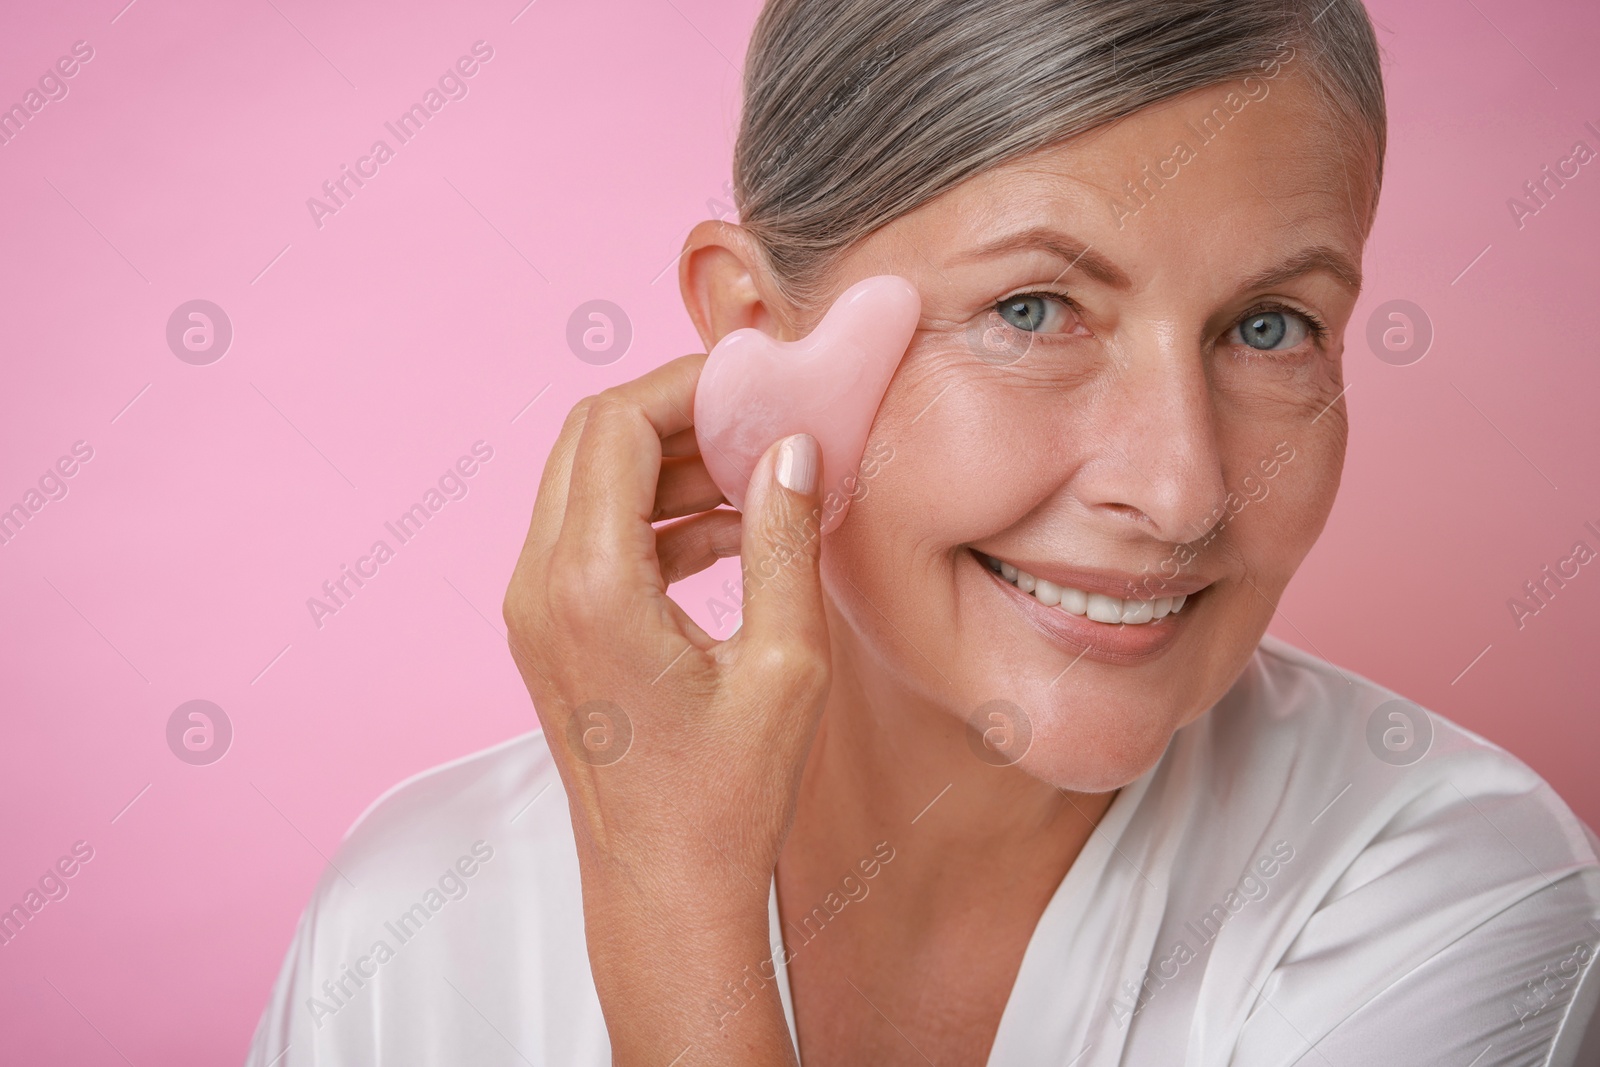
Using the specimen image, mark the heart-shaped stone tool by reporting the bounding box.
[693,274,920,535]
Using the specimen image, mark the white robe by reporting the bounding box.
[245,635,1600,1065]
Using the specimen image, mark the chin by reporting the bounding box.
[1009,693,1190,794]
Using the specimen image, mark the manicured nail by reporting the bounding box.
[776,433,819,494]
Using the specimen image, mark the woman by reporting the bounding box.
[248,1,1600,1063]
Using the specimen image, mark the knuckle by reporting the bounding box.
[747,640,828,692]
[545,551,604,628]
[768,507,823,556]
[501,585,524,631]
[590,388,639,420]
[544,568,587,621]
[502,582,540,637]
[502,581,559,691]
[563,395,598,435]
[504,579,555,649]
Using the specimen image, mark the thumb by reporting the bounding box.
[735,432,829,660]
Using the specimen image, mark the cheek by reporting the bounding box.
[817,348,1061,687]
[861,340,1070,542]
[1237,424,1344,578]
[1212,356,1347,576]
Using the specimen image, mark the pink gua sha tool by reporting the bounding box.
[693,274,920,535]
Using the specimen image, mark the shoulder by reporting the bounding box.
[1211,632,1598,837]
[336,728,563,871]
[245,730,598,1066]
[1212,633,1600,932]
[1192,636,1600,1066]
[316,727,573,917]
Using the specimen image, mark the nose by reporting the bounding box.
[1071,326,1228,545]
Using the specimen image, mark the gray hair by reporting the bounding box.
[733,0,1387,312]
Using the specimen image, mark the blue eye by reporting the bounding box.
[996,294,1051,332]
[1234,308,1313,351]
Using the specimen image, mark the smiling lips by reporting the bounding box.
[973,548,1209,661]
[982,552,1188,624]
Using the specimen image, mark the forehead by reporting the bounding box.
[899,69,1374,283]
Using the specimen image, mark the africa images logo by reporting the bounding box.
[305,41,495,230]
[304,841,495,1029]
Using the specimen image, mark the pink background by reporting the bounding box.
[1,0,1596,1061]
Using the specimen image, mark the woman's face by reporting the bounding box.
[795,65,1376,792]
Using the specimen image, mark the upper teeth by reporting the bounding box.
[984,554,1187,625]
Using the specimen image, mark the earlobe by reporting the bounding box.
[679,219,793,348]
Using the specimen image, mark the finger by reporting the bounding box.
[731,433,829,667]
[523,355,706,570]
[664,597,718,651]
[518,396,597,570]
[655,508,742,587]
[557,354,705,589]
[504,393,600,698]
[662,426,700,459]
[652,456,726,523]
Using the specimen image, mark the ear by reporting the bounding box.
[678,220,797,350]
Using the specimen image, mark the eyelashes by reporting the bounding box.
[991,288,1082,335]
[1244,301,1329,342]
[991,290,1330,349]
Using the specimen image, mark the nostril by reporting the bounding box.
[1099,502,1153,525]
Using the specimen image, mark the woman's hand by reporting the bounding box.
[502,353,830,1064]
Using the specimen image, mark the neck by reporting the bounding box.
[777,613,1118,942]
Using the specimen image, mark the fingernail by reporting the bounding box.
[776,433,819,494]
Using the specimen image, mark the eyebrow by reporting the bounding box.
[951,228,1129,288]
[1240,244,1363,295]
[950,225,1363,295]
